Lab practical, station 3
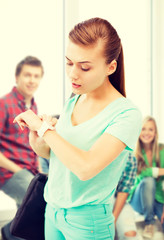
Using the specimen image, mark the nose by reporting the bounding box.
[29,76,36,83]
[68,66,79,80]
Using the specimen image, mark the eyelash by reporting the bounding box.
[81,68,90,72]
[66,63,90,72]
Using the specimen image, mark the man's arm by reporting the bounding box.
[0,152,22,173]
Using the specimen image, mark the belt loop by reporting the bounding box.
[63,208,67,218]
[103,204,107,214]
[104,204,111,215]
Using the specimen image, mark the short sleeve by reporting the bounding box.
[105,108,142,150]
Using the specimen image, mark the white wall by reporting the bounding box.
[0,0,164,141]
[152,0,164,142]
[65,0,151,116]
[0,0,64,115]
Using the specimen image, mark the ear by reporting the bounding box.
[106,60,117,76]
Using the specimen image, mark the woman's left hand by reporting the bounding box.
[13,109,42,131]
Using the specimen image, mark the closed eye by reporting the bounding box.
[66,62,73,66]
[81,68,90,72]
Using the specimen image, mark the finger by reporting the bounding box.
[41,114,48,121]
[14,117,28,130]
[51,118,58,127]
[17,121,24,130]
[13,116,19,123]
[39,115,43,120]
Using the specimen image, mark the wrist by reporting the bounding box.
[152,167,159,178]
[37,120,55,138]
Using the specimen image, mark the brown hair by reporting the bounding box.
[135,116,160,174]
[69,17,126,97]
[15,56,44,77]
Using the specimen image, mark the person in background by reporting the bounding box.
[129,116,164,239]
[113,152,139,240]
[0,56,44,240]
[14,17,142,240]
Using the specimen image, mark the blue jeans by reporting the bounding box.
[45,203,115,240]
[1,168,34,207]
[130,177,164,231]
[39,157,49,174]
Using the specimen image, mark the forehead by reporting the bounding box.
[20,64,43,75]
[66,40,105,63]
[143,120,155,128]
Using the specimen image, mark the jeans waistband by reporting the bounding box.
[59,204,112,215]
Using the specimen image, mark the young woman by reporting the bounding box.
[129,116,164,239]
[14,17,141,240]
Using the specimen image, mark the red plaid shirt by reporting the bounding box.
[0,87,39,187]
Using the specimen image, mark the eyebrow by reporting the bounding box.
[65,56,92,64]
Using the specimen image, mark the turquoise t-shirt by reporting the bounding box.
[44,95,142,208]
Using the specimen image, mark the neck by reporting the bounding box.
[143,143,152,152]
[24,97,32,106]
[16,87,33,106]
[85,79,122,102]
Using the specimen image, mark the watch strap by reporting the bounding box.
[37,121,54,138]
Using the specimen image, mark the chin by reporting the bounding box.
[72,88,83,95]
[142,139,154,145]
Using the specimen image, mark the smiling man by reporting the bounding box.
[0,56,44,240]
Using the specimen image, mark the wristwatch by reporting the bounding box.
[37,121,55,138]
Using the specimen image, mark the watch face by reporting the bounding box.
[37,121,54,138]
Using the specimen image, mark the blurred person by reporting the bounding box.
[129,116,164,239]
[0,56,44,240]
[113,152,140,240]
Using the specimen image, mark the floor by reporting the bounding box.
[136,220,164,240]
[0,220,163,240]
[0,192,163,240]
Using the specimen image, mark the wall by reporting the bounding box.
[64,0,164,141]
[0,0,64,116]
[65,0,151,115]
[152,0,164,142]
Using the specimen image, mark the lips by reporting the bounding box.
[140,136,153,143]
[27,86,36,90]
[142,136,151,140]
[72,83,81,88]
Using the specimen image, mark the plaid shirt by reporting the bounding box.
[114,152,137,197]
[0,87,39,187]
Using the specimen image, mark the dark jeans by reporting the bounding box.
[1,169,35,240]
